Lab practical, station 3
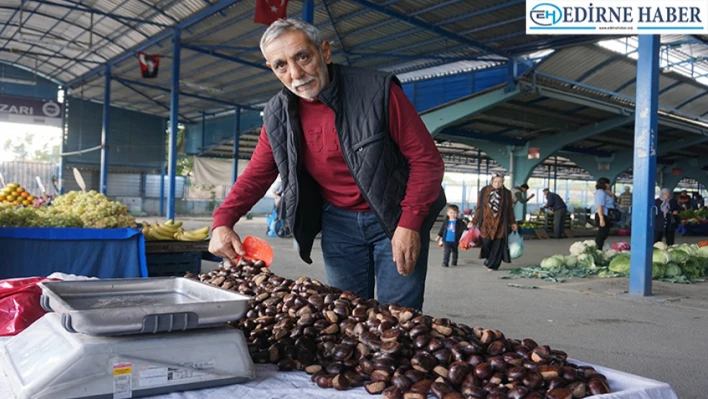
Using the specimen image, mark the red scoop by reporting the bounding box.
[240,236,274,267]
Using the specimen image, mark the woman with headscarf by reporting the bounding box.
[655,188,680,246]
[470,173,517,271]
[594,177,616,250]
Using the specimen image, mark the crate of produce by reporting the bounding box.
[146,251,201,277]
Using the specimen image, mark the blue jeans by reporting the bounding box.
[321,203,429,311]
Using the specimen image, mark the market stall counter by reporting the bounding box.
[0,227,147,279]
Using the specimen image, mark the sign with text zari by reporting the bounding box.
[0,95,62,127]
[526,1,707,34]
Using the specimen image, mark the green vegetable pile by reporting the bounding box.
[506,240,708,284]
[678,207,708,221]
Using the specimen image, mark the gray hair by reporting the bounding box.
[259,19,323,61]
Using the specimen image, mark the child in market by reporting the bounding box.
[435,204,467,267]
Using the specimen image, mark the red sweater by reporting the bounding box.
[212,84,444,232]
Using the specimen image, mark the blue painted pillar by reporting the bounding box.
[553,156,558,192]
[167,29,181,221]
[159,118,166,217]
[302,0,314,22]
[58,90,66,195]
[201,111,206,151]
[629,35,660,297]
[99,64,111,194]
[461,182,467,210]
[476,151,481,193]
[232,107,241,185]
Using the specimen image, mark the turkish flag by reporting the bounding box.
[254,0,288,25]
[137,52,162,79]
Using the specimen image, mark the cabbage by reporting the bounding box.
[608,254,631,274]
[697,246,708,259]
[652,263,665,279]
[564,256,577,268]
[680,259,704,279]
[664,263,683,277]
[540,255,565,269]
[669,249,689,264]
[652,249,671,265]
[577,253,596,269]
[654,242,668,251]
[603,250,619,263]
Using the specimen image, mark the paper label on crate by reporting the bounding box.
[166,359,217,384]
[113,363,133,399]
[138,365,169,387]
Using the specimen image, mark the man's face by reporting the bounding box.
[544,191,549,197]
[520,187,527,193]
[447,209,458,219]
[264,30,332,101]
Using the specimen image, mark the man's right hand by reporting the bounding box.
[209,226,246,261]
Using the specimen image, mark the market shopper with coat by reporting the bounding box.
[470,174,517,271]
[655,188,681,246]
[208,19,446,311]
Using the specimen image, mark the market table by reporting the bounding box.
[0,336,679,399]
[0,227,147,279]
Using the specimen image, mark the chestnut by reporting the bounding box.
[305,365,322,375]
[371,369,391,383]
[381,329,401,342]
[546,388,572,399]
[403,393,426,399]
[466,354,485,368]
[539,365,560,380]
[391,374,412,391]
[488,340,506,356]
[461,384,487,398]
[411,352,437,373]
[382,341,402,355]
[443,394,465,399]
[315,374,333,388]
[413,334,431,349]
[473,363,493,380]
[431,382,455,399]
[434,349,452,366]
[326,362,344,375]
[433,365,450,379]
[487,393,508,399]
[364,381,386,394]
[521,372,543,389]
[489,372,505,385]
[382,386,402,399]
[447,362,470,386]
[428,338,445,352]
[375,357,397,374]
[410,379,434,394]
[588,378,610,395]
[567,381,587,398]
[507,386,529,399]
[405,369,426,383]
[525,392,544,399]
[548,376,566,390]
[332,374,351,391]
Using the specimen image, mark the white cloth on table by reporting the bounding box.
[0,334,679,399]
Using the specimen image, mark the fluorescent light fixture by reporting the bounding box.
[0,77,36,85]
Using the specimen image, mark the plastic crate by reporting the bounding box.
[146,251,201,277]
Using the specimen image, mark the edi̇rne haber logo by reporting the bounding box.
[526,1,708,34]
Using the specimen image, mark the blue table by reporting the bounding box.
[0,227,147,279]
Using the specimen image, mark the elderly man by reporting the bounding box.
[209,19,446,310]
[542,188,567,239]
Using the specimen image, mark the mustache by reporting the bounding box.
[292,77,315,89]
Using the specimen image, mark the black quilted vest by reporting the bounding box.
[263,64,446,263]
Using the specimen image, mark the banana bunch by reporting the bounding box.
[141,220,209,241]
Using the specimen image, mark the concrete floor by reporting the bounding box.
[181,217,707,398]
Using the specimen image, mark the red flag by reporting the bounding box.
[137,52,162,79]
[254,0,288,25]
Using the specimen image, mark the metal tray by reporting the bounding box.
[38,277,250,336]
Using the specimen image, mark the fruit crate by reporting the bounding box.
[146,251,201,277]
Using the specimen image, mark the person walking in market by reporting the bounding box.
[435,204,466,268]
[655,188,680,246]
[618,186,632,214]
[208,19,446,311]
[469,173,517,271]
[594,177,617,250]
[541,188,567,239]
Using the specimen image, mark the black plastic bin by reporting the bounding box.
[146,251,201,277]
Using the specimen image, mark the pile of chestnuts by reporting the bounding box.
[186,259,611,399]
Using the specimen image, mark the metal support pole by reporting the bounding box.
[461,182,466,210]
[159,119,166,217]
[232,107,241,185]
[554,156,558,192]
[485,160,489,185]
[58,92,66,195]
[629,35,660,297]
[302,0,314,23]
[167,29,181,221]
[99,64,111,194]
[476,151,481,194]
[201,111,206,151]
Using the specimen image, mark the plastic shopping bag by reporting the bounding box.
[508,231,524,260]
[459,227,482,251]
[0,277,57,337]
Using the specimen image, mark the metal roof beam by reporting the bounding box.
[0,48,104,65]
[676,91,708,110]
[182,44,270,71]
[422,86,520,136]
[35,1,172,27]
[344,0,512,60]
[66,0,243,88]
[115,78,194,122]
[113,77,258,111]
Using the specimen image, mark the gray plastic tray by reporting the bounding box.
[39,277,250,336]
